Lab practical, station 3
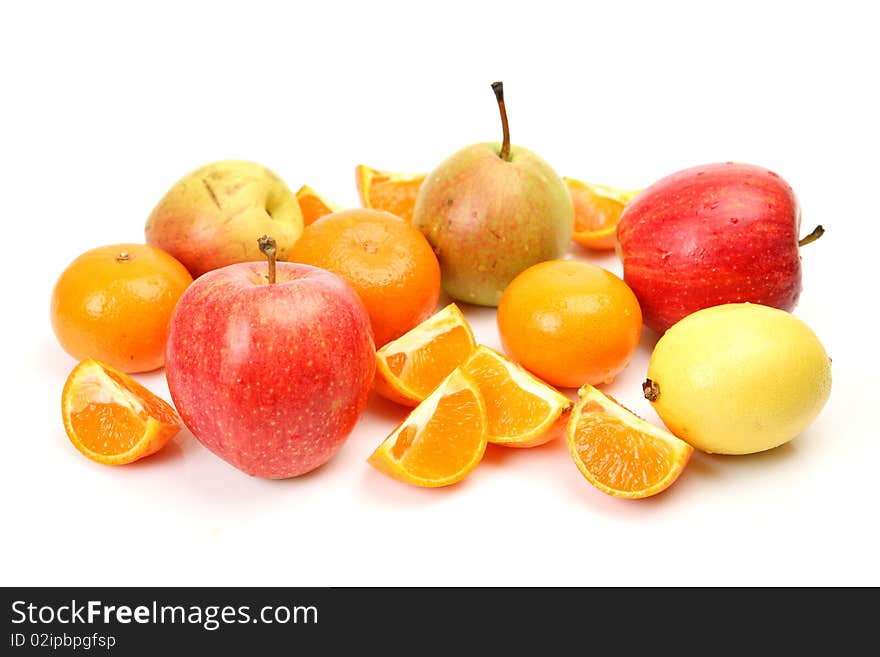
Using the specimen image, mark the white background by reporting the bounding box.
[2,0,878,586]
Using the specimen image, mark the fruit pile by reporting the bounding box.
[51,81,831,500]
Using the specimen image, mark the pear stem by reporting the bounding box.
[642,379,660,402]
[491,81,511,162]
[258,235,277,284]
[798,224,824,247]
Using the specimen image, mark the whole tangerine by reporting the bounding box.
[50,244,193,373]
[290,209,441,347]
[497,260,642,388]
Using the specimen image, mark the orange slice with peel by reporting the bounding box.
[368,368,487,487]
[295,185,342,226]
[461,346,571,447]
[62,358,182,465]
[565,178,640,250]
[567,384,692,499]
[374,303,476,406]
[355,165,426,222]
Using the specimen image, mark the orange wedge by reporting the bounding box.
[374,303,477,406]
[565,178,640,250]
[61,358,182,465]
[461,346,571,447]
[355,165,426,222]
[368,369,487,487]
[567,384,692,499]
[295,185,342,226]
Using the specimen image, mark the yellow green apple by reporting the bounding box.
[145,160,303,277]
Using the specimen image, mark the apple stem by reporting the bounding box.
[642,379,660,402]
[258,235,277,284]
[798,224,824,247]
[491,81,511,162]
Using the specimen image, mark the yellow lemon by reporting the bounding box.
[644,303,831,455]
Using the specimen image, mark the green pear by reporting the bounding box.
[413,82,574,306]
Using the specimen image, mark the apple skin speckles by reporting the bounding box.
[165,261,375,479]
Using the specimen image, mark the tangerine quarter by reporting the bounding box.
[497,260,642,388]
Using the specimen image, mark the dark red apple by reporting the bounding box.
[617,162,823,333]
[165,236,375,478]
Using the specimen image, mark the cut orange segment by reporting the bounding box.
[461,346,571,447]
[295,185,342,226]
[62,358,182,465]
[567,384,692,499]
[565,178,640,250]
[374,303,477,406]
[355,165,426,222]
[368,369,487,487]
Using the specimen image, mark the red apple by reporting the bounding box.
[165,237,375,478]
[617,162,823,333]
